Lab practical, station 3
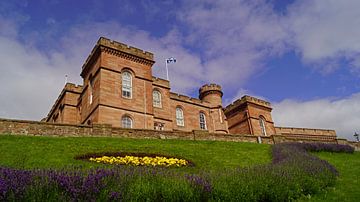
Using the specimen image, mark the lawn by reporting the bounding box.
[0,135,271,171]
[0,135,358,201]
[303,151,360,202]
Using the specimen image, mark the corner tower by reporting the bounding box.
[224,95,275,136]
[199,84,223,107]
[199,84,228,133]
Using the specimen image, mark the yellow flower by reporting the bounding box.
[89,155,188,167]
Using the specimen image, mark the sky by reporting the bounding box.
[0,0,359,140]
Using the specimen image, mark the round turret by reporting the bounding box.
[199,84,223,106]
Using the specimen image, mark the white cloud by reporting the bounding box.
[178,0,289,88]
[0,20,207,120]
[272,93,360,140]
[285,0,360,72]
[0,35,78,120]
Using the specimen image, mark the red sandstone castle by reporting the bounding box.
[45,37,337,140]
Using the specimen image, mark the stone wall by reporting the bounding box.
[275,126,336,136]
[0,118,358,151]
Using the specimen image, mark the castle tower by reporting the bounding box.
[199,84,223,107]
[224,95,276,136]
[199,84,228,133]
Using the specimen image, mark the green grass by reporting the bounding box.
[300,151,360,202]
[1,135,359,201]
[0,135,270,171]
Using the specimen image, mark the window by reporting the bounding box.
[176,107,184,126]
[89,75,94,104]
[199,112,207,130]
[122,115,133,128]
[154,122,164,131]
[153,90,162,107]
[259,116,267,136]
[122,71,132,98]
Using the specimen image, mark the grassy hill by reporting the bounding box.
[0,135,358,201]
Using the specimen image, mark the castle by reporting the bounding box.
[45,37,337,140]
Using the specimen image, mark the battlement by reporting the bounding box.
[152,76,170,89]
[64,83,83,93]
[170,92,209,107]
[81,37,154,76]
[199,83,223,100]
[46,83,83,122]
[97,37,154,61]
[225,95,271,113]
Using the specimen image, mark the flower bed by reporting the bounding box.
[0,143,355,201]
[89,155,188,167]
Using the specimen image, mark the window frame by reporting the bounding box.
[122,115,133,128]
[121,71,132,99]
[259,116,267,136]
[199,112,207,130]
[152,90,162,108]
[175,107,184,126]
[89,75,94,104]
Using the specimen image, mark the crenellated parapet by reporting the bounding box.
[225,95,271,114]
[199,84,223,106]
[152,76,170,89]
[97,37,153,61]
[199,84,222,99]
[170,92,210,107]
[64,83,83,93]
[81,37,155,77]
[45,83,83,122]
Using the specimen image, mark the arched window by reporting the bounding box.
[122,71,132,98]
[199,112,207,130]
[122,115,133,128]
[89,75,94,104]
[153,90,162,107]
[176,107,184,126]
[259,116,267,136]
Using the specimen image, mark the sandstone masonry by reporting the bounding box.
[43,37,338,142]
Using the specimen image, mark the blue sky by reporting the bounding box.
[0,0,359,140]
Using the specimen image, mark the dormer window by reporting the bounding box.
[122,71,132,98]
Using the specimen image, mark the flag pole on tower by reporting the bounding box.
[165,57,176,80]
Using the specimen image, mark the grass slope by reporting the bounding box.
[303,152,360,202]
[0,135,358,201]
[0,135,270,171]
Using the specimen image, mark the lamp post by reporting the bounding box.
[354,132,359,142]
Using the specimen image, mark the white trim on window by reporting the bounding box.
[199,112,207,130]
[152,90,162,108]
[176,107,184,126]
[122,71,132,99]
[122,115,133,128]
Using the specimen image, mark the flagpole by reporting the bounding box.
[165,59,169,80]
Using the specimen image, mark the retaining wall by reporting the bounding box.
[0,118,358,150]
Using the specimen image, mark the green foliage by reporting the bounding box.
[0,135,358,201]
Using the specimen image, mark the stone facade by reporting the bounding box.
[44,37,337,140]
